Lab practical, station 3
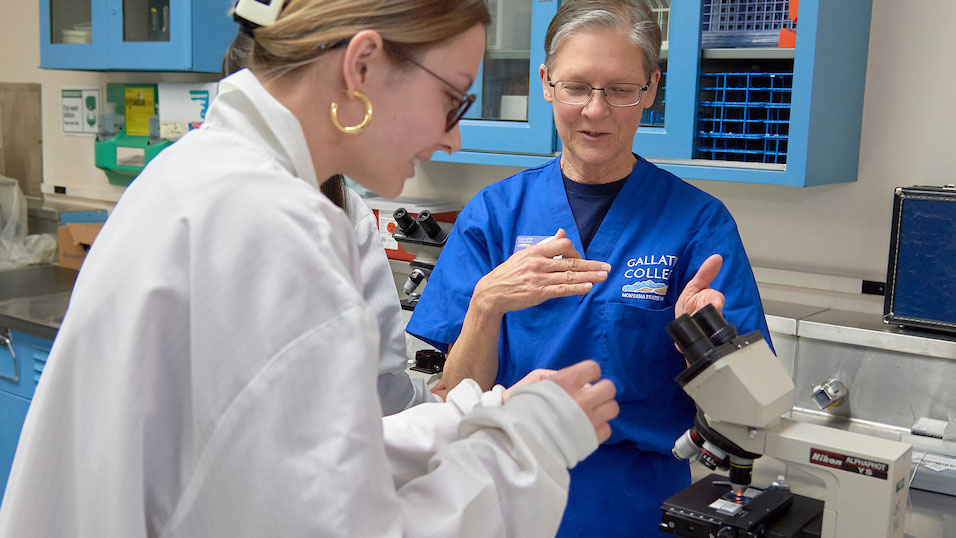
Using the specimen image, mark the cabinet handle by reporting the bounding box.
[0,328,18,383]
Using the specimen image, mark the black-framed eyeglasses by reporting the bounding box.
[391,48,476,132]
[547,75,650,108]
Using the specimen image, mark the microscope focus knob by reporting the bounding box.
[394,207,418,234]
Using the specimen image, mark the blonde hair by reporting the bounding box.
[250,0,491,80]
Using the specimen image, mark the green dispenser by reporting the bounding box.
[94,84,172,186]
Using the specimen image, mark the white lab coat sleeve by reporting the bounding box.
[383,379,496,488]
[347,188,441,414]
[381,379,597,538]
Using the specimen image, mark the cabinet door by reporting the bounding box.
[433,0,559,168]
[105,0,191,70]
[653,0,872,186]
[40,0,235,72]
[631,0,699,159]
[0,330,53,401]
[0,390,31,502]
[40,0,106,69]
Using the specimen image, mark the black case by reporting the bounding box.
[884,185,956,334]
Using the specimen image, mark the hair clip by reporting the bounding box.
[234,0,285,28]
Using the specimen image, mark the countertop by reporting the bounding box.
[0,265,77,340]
[763,299,956,360]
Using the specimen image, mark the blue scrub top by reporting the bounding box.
[407,156,772,536]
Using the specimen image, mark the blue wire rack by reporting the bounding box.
[701,0,796,48]
[694,71,792,164]
[640,71,666,128]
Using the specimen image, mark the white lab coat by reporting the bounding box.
[0,69,597,537]
[344,188,441,414]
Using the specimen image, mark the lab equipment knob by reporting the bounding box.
[716,525,737,538]
[394,207,418,235]
[672,429,703,460]
[811,378,848,410]
[414,350,446,374]
[417,210,443,240]
[403,268,427,297]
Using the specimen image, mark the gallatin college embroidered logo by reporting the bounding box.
[621,254,677,302]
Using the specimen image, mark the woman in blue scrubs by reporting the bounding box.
[408,0,772,535]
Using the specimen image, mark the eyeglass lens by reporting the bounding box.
[446,95,475,132]
[553,81,646,107]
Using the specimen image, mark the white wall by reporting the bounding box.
[0,1,218,204]
[2,0,953,310]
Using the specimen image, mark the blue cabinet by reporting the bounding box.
[40,0,237,72]
[0,330,53,504]
[0,391,30,501]
[437,0,873,187]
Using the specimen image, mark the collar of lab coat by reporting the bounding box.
[210,68,320,190]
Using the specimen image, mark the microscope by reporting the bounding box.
[660,305,911,538]
[390,207,453,310]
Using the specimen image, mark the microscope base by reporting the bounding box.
[660,474,823,538]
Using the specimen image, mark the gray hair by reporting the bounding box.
[544,0,662,79]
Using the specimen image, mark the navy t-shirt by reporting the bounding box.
[562,172,628,252]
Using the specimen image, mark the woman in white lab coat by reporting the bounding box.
[0,1,619,537]
[224,32,439,415]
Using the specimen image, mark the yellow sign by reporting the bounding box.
[124,87,155,136]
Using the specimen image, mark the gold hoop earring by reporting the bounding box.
[330,90,373,134]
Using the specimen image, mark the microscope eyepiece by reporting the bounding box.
[691,304,738,346]
[666,314,715,364]
[393,207,418,234]
[417,210,444,239]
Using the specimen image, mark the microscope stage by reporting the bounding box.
[660,474,824,538]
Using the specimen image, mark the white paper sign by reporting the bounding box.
[61,87,100,136]
[379,213,399,250]
[158,82,219,140]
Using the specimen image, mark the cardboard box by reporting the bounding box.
[58,222,103,270]
[363,197,459,262]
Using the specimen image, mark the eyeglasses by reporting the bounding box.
[547,75,650,108]
[391,47,476,132]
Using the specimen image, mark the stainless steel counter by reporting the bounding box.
[0,265,77,340]
[763,299,956,360]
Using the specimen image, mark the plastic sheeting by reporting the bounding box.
[0,175,57,270]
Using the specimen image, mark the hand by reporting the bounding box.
[472,229,611,317]
[430,379,449,402]
[675,254,726,318]
[548,360,618,444]
[502,368,556,403]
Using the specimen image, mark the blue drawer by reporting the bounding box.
[0,389,30,502]
[0,330,53,400]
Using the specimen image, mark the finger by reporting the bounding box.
[583,378,617,405]
[590,399,620,427]
[594,423,612,444]
[682,254,723,296]
[536,256,611,274]
[697,289,725,313]
[541,269,610,286]
[551,360,601,391]
[533,235,583,260]
[540,282,595,299]
[536,228,567,247]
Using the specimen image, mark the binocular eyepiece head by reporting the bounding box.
[392,208,445,240]
[666,304,738,365]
